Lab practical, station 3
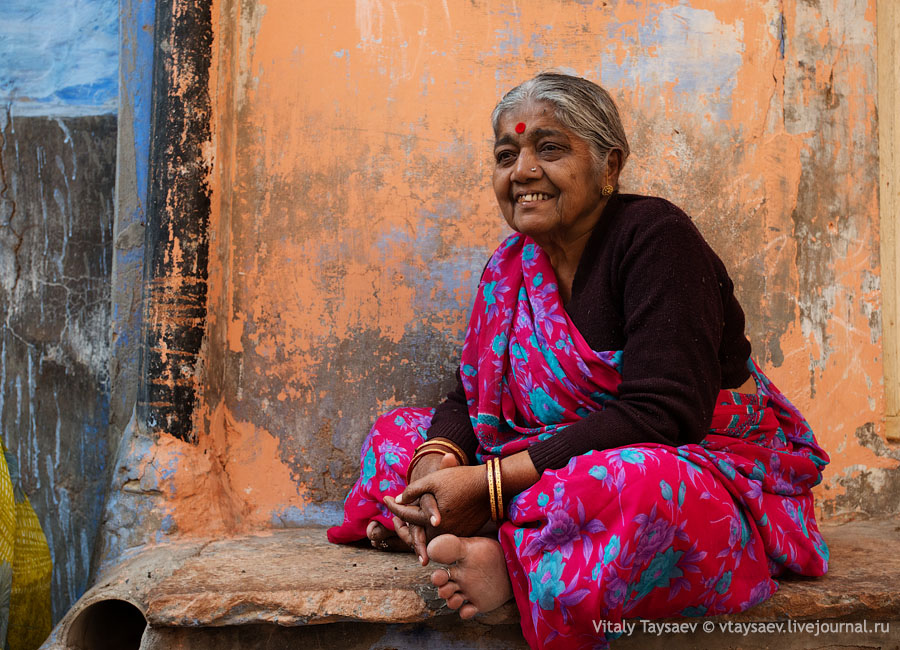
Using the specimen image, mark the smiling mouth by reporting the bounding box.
[516,192,553,204]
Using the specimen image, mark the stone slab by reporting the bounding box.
[145,528,448,626]
[42,518,900,649]
[143,519,900,627]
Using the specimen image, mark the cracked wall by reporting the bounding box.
[0,114,116,621]
[0,0,119,624]
[101,0,897,554]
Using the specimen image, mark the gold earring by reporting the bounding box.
[602,172,614,196]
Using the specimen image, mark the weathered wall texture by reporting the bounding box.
[99,0,898,559]
[0,115,116,620]
[0,0,119,622]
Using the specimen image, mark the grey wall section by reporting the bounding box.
[0,114,116,621]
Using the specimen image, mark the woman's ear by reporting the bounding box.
[606,149,623,187]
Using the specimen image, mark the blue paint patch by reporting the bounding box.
[160,514,176,534]
[111,0,154,425]
[0,0,119,115]
[333,49,348,59]
[775,12,786,59]
[272,503,345,527]
[599,4,743,121]
[55,80,118,105]
[374,220,492,317]
[528,32,546,60]
[494,25,524,57]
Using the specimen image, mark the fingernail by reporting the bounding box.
[430,515,438,526]
[395,494,403,504]
[418,555,423,563]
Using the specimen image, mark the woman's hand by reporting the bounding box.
[386,450,541,564]
[388,452,454,562]
[385,459,491,564]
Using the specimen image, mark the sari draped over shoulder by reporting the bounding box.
[329,234,829,649]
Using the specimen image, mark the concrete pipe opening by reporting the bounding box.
[66,599,147,650]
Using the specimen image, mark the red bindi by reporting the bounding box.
[515,122,526,134]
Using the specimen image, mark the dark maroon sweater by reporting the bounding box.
[426,193,752,474]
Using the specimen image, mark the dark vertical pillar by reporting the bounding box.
[138,0,213,442]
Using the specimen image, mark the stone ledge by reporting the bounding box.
[145,529,447,626]
[41,518,900,649]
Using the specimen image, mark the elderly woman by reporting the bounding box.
[328,73,829,649]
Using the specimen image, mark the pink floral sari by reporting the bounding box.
[329,234,829,649]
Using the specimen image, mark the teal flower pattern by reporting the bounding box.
[529,551,566,611]
[330,234,831,650]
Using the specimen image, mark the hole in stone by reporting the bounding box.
[66,599,147,650]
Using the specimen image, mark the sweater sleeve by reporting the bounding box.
[527,207,726,473]
[425,368,480,463]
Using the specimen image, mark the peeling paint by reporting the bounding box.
[0,0,119,116]
[0,113,116,620]
[93,0,893,555]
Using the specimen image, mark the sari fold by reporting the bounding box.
[329,234,829,649]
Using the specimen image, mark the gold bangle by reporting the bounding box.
[406,449,440,484]
[407,446,451,483]
[412,441,466,467]
[406,439,470,484]
[486,461,498,521]
[493,458,504,520]
[420,439,469,465]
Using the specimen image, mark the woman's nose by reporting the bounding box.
[511,150,541,181]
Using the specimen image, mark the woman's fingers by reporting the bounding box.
[395,480,431,506]
[410,524,429,564]
[392,516,429,563]
[383,496,431,527]
[393,516,413,546]
[419,492,441,528]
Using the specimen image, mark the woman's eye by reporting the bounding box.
[496,151,515,164]
[541,143,561,153]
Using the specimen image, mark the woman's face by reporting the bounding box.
[492,101,615,247]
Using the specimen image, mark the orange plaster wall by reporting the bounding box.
[145,0,896,537]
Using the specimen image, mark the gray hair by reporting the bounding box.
[491,73,630,172]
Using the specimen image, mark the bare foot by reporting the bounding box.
[366,520,409,552]
[427,534,513,619]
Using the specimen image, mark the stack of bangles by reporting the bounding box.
[405,440,505,522]
[486,457,504,521]
[406,439,469,484]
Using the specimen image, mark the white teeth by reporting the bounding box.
[517,193,551,203]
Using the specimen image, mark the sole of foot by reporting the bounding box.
[427,533,513,619]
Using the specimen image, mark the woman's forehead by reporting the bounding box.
[495,100,558,130]
[494,104,573,145]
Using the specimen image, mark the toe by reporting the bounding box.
[459,603,480,620]
[365,520,409,552]
[437,582,459,600]
[368,521,390,541]
[431,568,449,587]
[446,593,466,610]
[426,534,465,565]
